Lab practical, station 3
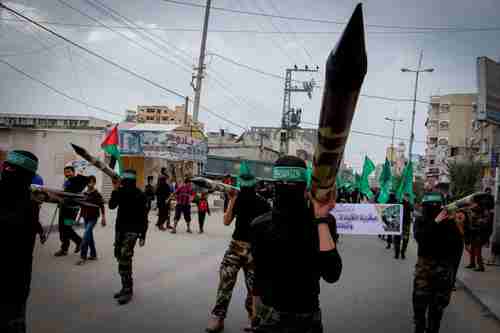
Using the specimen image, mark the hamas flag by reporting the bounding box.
[396,161,415,204]
[377,159,393,204]
[359,156,375,199]
[101,125,123,176]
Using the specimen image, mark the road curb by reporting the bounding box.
[456,277,500,323]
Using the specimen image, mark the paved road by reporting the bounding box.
[28,211,500,332]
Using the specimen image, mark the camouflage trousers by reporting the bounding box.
[253,301,323,333]
[2,303,26,333]
[211,240,254,319]
[412,256,454,333]
[114,232,139,291]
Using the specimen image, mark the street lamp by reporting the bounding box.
[401,51,434,161]
[384,116,404,165]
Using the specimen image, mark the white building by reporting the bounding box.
[0,114,111,190]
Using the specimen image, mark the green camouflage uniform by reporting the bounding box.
[114,232,139,292]
[211,240,254,318]
[412,257,453,333]
[254,301,323,333]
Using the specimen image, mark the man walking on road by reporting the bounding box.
[413,192,458,333]
[156,170,172,230]
[171,177,194,234]
[109,169,148,305]
[54,166,88,257]
[250,156,342,332]
[394,194,413,259]
[1,150,45,333]
[206,162,271,332]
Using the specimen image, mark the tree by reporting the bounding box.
[446,160,482,200]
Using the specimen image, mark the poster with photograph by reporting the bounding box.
[330,204,403,235]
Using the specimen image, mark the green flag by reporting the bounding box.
[377,159,392,203]
[360,156,375,199]
[354,172,361,190]
[396,161,415,203]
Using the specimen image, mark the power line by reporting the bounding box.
[159,0,500,32]
[4,18,500,34]
[301,121,426,143]
[55,0,193,73]
[0,3,186,98]
[87,0,195,65]
[0,2,247,131]
[265,0,314,63]
[0,58,122,118]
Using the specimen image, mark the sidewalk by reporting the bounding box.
[456,251,500,321]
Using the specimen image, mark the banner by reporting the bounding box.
[119,130,208,163]
[330,204,403,235]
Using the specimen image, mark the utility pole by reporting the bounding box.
[384,116,403,165]
[184,96,189,126]
[402,51,434,161]
[280,65,319,154]
[192,0,211,123]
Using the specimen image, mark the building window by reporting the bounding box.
[428,137,438,145]
[439,121,449,130]
[449,147,458,157]
[440,105,450,113]
[438,138,448,146]
[146,116,154,121]
[429,159,435,165]
[162,117,168,121]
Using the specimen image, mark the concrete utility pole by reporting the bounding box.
[401,51,434,161]
[280,65,319,154]
[384,116,403,165]
[192,0,211,123]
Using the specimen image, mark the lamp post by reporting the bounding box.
[401,51,434,161]
[384,116,403,165]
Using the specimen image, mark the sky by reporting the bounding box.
[1,0,500,171]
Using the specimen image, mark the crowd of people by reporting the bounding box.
[1,148,496,333]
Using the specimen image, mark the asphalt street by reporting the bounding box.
[28,210,500,332]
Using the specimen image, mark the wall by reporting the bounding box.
[0,127,105,189]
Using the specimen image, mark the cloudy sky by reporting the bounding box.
[1,0,500,170]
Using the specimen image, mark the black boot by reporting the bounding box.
[113,288,125,299]
[117,289,133,305]
[427,309,443,333]
[401,252,406,260]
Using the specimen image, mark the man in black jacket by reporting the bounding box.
[250,156,342,333]
[1,150,44,333]
[413,192,458,333]
[109,169,148,305]
[156,170,172,230]
[54,166,88,257]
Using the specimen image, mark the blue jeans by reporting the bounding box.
[81,219,97,259]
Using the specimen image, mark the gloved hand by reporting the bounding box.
[139,238,146,247]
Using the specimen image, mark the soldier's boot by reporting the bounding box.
[427,309,443,333]
[401,252,406,260]
[186,222,193,233]
[113,288,125,299]
[394,249,400,259]
[206,316,224,333]
[54,249,68,257]
[117,288,133,305]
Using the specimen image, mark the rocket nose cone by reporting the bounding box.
[325,2,367,85]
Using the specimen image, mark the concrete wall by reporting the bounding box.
[0,128,105,190]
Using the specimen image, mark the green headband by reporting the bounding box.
[238,175,257,188]
[122,172,137,180]
[272,166,308,182]
[6,151,38,173]
[422,193,443,204]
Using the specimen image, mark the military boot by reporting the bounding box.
[117,289,133,305]
[113,288,125,299]
[206,316,224,332]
